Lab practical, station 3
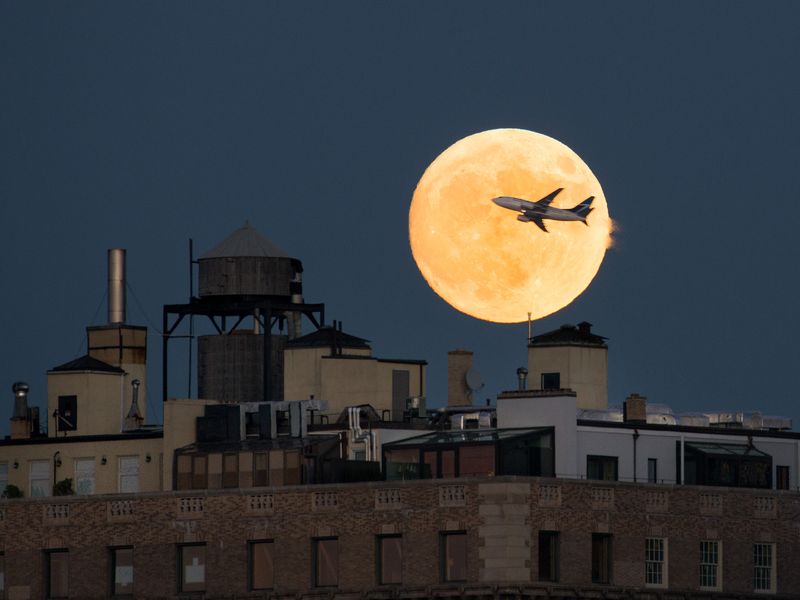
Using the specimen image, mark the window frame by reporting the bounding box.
[700,540,722,591]
[537,530,559,582]
[312,537,339,588]
[177,543,206,593]
[591,533,612,584]
[30,459,50,497]
[248,539,274,591]
[644,537,667,588]
[376,534,402,586]
[587,455,618,481]
[440,531,468,583]
[109,545,134,597]
[118,456,140,494]
[45,548,69,599]
[753,542,776,593]
[540,372,561,390]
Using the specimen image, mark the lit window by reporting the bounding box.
[377,535,402,585]
[178,544,206,593]
[313,538,338,587]
[587,456,618,481]
[30,460,50,497]
[538,531,559,582]
[0,552,5,597]
[645,538,667,587]
[110,546,133,596]
[46,549,69,599]
[591,534,612,584]
[249,541,274,590]
[753,543,776,592]
[440,532,467,582]
[700,540,721,590]
[56,395,78,431]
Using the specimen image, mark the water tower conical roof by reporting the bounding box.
[200,221,289,259]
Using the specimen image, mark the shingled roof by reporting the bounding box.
[50,354,125,373]
[530,321,607,347]
[200,221,288,259]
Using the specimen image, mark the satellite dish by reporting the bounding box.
[465,368,485,393]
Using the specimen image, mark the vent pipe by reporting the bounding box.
[108,248,126,324]
[516,367,528,391]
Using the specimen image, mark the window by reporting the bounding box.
[253,452,268,487]
[700,540,721,590]
[222,453,238,488]
[587,456,618,481]
[118,457,139,493]
[56,395,77,431]
[178,544,206,593]
[648,458,658,483]
[0,552,5,597]
[377,535,402,585]
[541,372,560,390]
[248,541,274,590]
[30,460,50,497]
[74,458,95,495]
[440,532,467,582]
[110,546,133,596]
[645,538,667,587]
[313,537,338,587]
[776,466,789,490]
[591,534,612,584]
[538,531,559,582]
[458,445,495,477]
[46,549,69,599]
[269,450,284,486]
[0,462,8,495]
[191,455,207,489]
[753,543,775,592]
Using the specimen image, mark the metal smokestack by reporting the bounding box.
[12,382,29,418]
[108,248,126,324]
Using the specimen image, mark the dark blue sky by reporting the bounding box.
[2,2,799,433]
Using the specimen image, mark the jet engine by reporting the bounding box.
[517,215,531,222]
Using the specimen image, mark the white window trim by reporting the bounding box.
[700,540,722,591]
[29,459,50,497]
[754,542,777,594]
[118,456,140,494]
[644,537,668,588]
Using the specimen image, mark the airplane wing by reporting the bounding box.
[530,216,548,232]
[536,188,563,207]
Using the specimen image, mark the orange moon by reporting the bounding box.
[409,128,612,323]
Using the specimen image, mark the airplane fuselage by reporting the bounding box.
[492,196,587,222]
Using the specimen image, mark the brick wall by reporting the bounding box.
[0,477,798,599]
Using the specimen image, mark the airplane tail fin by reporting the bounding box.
[571,196,594,221]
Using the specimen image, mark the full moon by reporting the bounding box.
[409,128,612,323]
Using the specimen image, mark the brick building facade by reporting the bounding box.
[1,476,798,599]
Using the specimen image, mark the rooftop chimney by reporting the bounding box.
[623,393,647,424]
[108,248,126,324]
[447,350,473,406]
[10,382,32,439]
